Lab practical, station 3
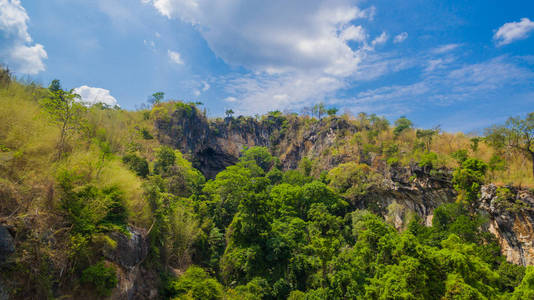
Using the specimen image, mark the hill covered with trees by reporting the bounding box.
[1,70,534,299]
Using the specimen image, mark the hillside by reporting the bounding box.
[1,73,534,299]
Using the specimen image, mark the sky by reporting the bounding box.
[1,0,534,132]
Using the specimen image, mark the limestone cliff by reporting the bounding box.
[155,107,357,178]
[155,106,534,266]
[478,184,534,266]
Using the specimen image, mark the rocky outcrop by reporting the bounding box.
[103,227,157,300]
[155,106,534,266]
[478,184,534,266]
[155,107,358,178]
[104,228,148,270]
[360,164,456,229]
[0,225,14,264]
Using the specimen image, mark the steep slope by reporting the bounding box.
[155,104,534,267]
[155,105,358,178]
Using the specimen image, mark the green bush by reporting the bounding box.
[140,127,153,139]
[122,153,149,177]
[81,262,118,296]
[419,151,438,169]
[166,266,223,300]
[452,158,488,203]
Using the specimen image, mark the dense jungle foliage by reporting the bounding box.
[1,70,534,299]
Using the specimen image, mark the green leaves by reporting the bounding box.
[452,158,488,203]
[166,266,224,300]
[81,262,118,297]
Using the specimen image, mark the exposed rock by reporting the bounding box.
[363,164,456,229]
[155,107,358,178]
[103,227,148,270]
[477,184,534,266]
[102,227,155,300]
[155,105,534,266]
[0,225,14,264]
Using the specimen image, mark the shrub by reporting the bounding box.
[140,127,153,139]
[452,158,488,203]
[419,152,438,169]
[154,146,176,175]
[81,262,118,297]
[165,266,223,300]
[122,153,149,177]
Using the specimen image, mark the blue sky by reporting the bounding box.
[1,0,533,132]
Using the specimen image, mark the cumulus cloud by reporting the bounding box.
[168,49,184,64]
[148,0,376,76]
[145,0,396,112]
[73,86,118,107]
[494,18,534,46]
[0,0,47,74]
[393,32,408,44]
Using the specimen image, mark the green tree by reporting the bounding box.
[452,158,488,203]
[154,146,176,175]
[327,107,338,117]
[327,162,382,204]
[149,91,165,105]
[511,266,534,300]
[240,147,273,172]
[166,266,224,300]
[225,109,234,118]
[486,112,534,177]
[41,79,87,159]
[312,103,327,119]
[122,153,149,177]
[416,127,439,152]
[393,116,413,137]
[451,149,469,165]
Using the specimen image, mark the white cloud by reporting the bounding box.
[494,18,534,46]
[0,0,47,74]
[223,72,345,114]
[146,0,398,112]
[345,56,533,116]
[425,56,455,72]
[200,81,210,91]
[193,81,210,96]
[432,44,460,54]
[393,32,408,44]
[149,0,375,76]
[168,49,184,64]
[7,43,47,74]
[371,32,388,46]
[341,25,366,42]
[73,86,118,107]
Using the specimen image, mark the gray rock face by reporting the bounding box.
[103,227,147,270]
[103,227,154,300]
[155,107,358,178]
[154,106,534,266]
[0,225,14,264]
[477,184,534,266]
